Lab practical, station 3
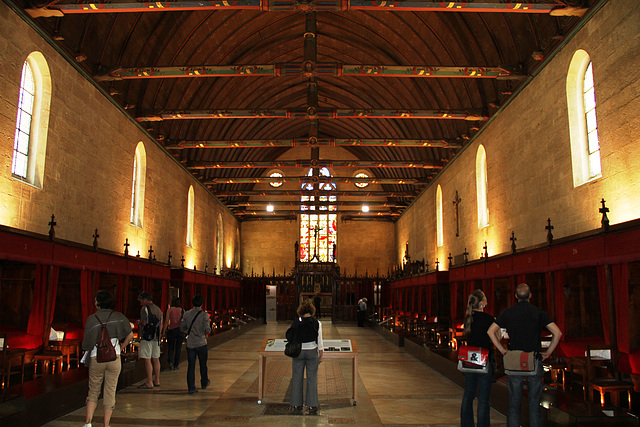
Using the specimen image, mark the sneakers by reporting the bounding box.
[83,424,92,427]
[308,406,319,415]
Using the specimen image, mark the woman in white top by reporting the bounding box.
[287,300,323,415]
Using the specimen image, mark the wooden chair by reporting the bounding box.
[586,344,634,407]
[33,327,65,378]
[0,333,26,389]
[49,324,81,370]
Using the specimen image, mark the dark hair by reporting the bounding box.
[96,290,114,309]
[463,289,485,337]
[297,300,316,317]
[138,291,152,302]
[192,294,204,307]
[171,297,181,308]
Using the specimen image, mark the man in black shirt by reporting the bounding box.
[488,283,561,427]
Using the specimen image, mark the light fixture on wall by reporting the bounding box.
[362,204,369,213]
[266,204,274,212]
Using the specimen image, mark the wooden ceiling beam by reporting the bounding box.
[137,108,487,122]
[27,1,585,17]
[166,138,461,149]
[204,176,429,185]
[212,190,418,197]
[94,63,523,81]
[188,160,443,169]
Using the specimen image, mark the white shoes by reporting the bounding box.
[83,424,91,427]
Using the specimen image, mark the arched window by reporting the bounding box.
[12,52,51,188]
[216,213,224,271]
[476,145,489,228]
[130,142,146,227]
[186,185,194,247]
[567,49,602,187]
[436,185,443,247]
[300,167,337,262]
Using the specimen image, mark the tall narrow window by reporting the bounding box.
[12,52,51,188]
[567,50,602,187]
[216,213,224,271]
[436,185,443,247]
[186,185,194,247]
[300,167,337,262]
[476,145,489,228]
[130,142,146,227]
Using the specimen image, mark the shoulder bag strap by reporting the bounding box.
[188,310,204,335]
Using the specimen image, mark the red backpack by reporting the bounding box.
[95,311,117,363]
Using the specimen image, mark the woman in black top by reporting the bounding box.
[287,300,323,415]
[460,289,496,427]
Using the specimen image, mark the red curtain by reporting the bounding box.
[596,265,611,345]
[485,278,495,317]
[27,264,46,339]
[116,276,125,312]
[80,270,94,325]
[553,270,565,334]
[450,282,458,320]
[612,263,630,353]
[161,280,169,313]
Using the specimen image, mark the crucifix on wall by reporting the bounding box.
[452,191,462,237]
[310,223,323,262]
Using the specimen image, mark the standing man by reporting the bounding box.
[357,297,368,327]
[137,292,163,389]
[487,283,562,427]
[181,294,212,394]
[313,294,322,319]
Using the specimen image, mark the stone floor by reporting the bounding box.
[43,322,507,426]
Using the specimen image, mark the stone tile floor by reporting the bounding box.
[44,323,507,426]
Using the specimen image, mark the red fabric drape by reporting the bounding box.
[116,276,125,312]
[485,278,495,317]
[450,282,458,319]
[516,274,526,285]
[612,263,630,353]
[596,265,611,345]
[553,270,565,334]
[546,272,555,321]
[80,270,94,325]
[27,264,46,340]
[161,280,169,313]
[47,267,59,327]
[122,276,130,317]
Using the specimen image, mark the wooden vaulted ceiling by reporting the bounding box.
[21,0,593,221]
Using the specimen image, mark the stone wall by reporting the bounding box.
[0,3,240,271]
[396,0,640,268]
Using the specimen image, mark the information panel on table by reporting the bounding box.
[263,339,353,353]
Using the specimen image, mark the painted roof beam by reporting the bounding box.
[94,63,523,80]
[212,190,418,196]
[166,138,461,149]
[188,160,444,169]
[203,176,429,184]
[27,1,586,17]
[137,108,487,121]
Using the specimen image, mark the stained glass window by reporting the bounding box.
[354,172,369,188]
[583,62,601,179]
[269,171,283,187]
[300,167,337,262]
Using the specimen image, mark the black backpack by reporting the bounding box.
[95,311,117,363]
[141,306,160,341]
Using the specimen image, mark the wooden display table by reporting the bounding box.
[258,338,358,405]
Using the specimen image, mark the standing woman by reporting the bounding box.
[287,300,324,415]
[82,290,133,427]
[162,297,184,370]
[460,289,497,427]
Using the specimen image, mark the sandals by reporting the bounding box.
[137,384,154,389]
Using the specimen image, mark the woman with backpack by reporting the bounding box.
[162,297,184,370]
[287,300,324,415]
[82,290,133,427]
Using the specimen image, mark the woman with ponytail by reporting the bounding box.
[460,289,497,427]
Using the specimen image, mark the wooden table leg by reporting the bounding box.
[258,355,265,403]
[352,354,358,404]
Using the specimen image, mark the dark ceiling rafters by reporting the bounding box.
[21,0,592,219]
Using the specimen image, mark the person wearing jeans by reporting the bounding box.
[288,300,324,415]
[488,283,562,427]
[180,294,212,394]
[460,289,496,427]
